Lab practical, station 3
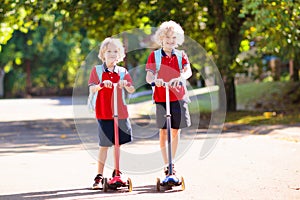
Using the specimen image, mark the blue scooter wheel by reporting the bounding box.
[181,176,185,191]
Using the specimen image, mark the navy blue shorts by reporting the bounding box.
[155,100,191,129]
[97,119,132,147]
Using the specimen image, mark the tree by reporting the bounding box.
[1,1,92,96]
[240,0,300,81]
[195,0,245,111]
[2,0,298,105]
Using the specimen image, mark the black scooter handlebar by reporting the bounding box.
[100,82,131,87]
[151,81,182,87]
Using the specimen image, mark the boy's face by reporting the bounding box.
[162,30,177,50]
[104,43,119,66]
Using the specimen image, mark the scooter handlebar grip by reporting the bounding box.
[100,82,131,87]
[151,81,183,87]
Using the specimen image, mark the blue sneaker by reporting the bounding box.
[164,164,176,176]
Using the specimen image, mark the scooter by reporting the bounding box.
[102,82,133,192]
[151,81,185,191]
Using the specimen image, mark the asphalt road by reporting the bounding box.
[0,97,299,200]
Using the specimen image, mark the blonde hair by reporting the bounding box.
[98,37,125,63]
[154,20,185,47]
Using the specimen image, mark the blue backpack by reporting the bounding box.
[88,65,126,112]
[153,48,191,103]
[154,48,183,74]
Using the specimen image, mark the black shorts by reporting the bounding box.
[97,119,132,147]
[155,100,191,129]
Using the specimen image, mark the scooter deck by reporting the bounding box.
[161,175,182,187]
[103,176,132,192]
[156,176,185,191]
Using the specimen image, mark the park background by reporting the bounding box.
[0,0,300,123]
[1,1,300,199]
[1,0,300,128]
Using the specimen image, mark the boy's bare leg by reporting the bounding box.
[159,128,180,165]
[171,128,180,159]
[97,146,109,175]
[159,129,168,164]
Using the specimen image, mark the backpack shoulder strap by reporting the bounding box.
[174,50,183,72]
[154,49,183,73]
[154,49,162,73]
[95,65,103,83]
[115,65,127,105]
[115,65,126,80]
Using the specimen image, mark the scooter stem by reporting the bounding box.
[165,84,173,175]
[113,83,120,176]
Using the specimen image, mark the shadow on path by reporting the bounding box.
[1,115,299,156]
[0,119,82,155]
[0,184,180,200]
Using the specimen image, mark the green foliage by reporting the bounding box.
[240,0,300,60]
[0,0,299,100]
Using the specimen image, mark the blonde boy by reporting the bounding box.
[89,37,135,189]
[146,20,192,175]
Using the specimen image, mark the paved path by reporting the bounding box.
[0,97,300,199]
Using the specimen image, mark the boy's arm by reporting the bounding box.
[124,84,135,94]
[146,70,164,87]
[120,71,135,94]
[89,84,103,93]
[88,67,102,93]
[146,52,164,85]
[182,64,192,80]
[146,71,155,84]
[181,51,192,80]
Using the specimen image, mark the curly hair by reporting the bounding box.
[98,37,125,63]
[153,20,185,47]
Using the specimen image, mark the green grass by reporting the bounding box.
[236,82,284,108]
[188,92,219,113]
[126,95,152,104]
[231,81,300,125]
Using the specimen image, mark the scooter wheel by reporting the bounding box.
[181,176,185,191]
[127,177,133,192]
[156,178,161,191]
[103,177,108,192]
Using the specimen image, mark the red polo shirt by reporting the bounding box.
[146,49,189,102]
[88,65,133,119]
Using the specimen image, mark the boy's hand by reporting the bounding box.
[102,80,113,88]
[169,77,182,88]
[154,79,164,87]
[118,80,128,88]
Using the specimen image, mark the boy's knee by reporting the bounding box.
[171,129,180,136]
[160,143,166,148]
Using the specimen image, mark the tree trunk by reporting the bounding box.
[25,59,31,96]
[293,55,300,81]
[209,0,244,112]
[223,75,236,111]
[289,59,294,80]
